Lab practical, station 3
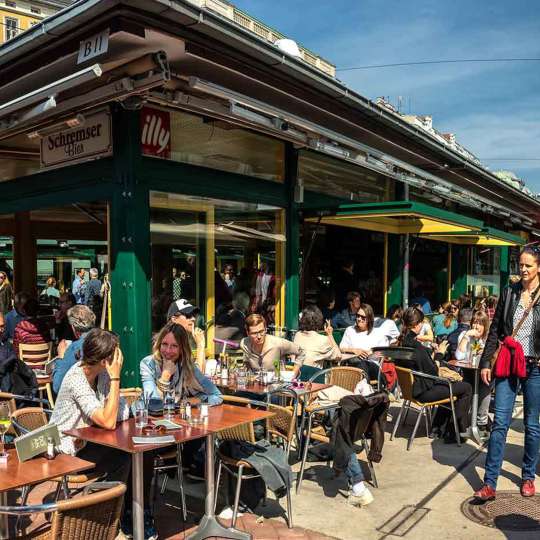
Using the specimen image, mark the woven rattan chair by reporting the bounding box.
[214,395,293,528]
[0,481,126,540]
[296,366,378,494]
[19,342,54,407]
[390,366,460,450]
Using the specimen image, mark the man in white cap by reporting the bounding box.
[167,298,206,371]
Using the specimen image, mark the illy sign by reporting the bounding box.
[141,107,171,158]
[40,109,112,168]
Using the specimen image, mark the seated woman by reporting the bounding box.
[293,305,341,380]
[411,304,434,348]
[431,302,457,340]
[455,310,492,433]
[395,307,472,442]
[140,321,222,404]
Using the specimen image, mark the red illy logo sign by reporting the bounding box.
[141,107,171,158]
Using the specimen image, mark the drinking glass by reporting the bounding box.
[164,389,176,419]
[0,403,11,459]
[237,368,247,388]
[134,400,148,428]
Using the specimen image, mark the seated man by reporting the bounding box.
[52,305,96,394]
[332,291,361,329]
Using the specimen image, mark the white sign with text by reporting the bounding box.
[77,29,109,64]
[40,109,112,168]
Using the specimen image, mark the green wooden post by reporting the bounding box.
[386,234,403,308]
[500,246,510,291]
[109,106,152,386]
[285,144,300,330]
[451,245,468,298]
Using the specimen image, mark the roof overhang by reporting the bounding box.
[421,227,525,247]
[306,201,483,235]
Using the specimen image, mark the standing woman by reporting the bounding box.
[475,246,540,500]
[0,272,13,316]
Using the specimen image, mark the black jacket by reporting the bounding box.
[480,283,540,369]
[0,342,38,398]
[395,331,442,397]
[447,323,470,359]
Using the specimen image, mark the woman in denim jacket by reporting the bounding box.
[140,321,222,405]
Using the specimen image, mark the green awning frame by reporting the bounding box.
[421,226,525,246]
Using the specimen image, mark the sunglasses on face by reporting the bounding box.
[356,315,367,321]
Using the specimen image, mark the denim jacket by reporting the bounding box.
[140,354,223,405]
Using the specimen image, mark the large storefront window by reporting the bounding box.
[298,150,393,202]
[467,247,501,296]
[150,192,285,344]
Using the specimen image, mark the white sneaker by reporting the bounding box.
[347,487,374,507]
[218,506,244,519]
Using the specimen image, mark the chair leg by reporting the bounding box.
[46,383,54,408]
[285,484,293,528]
[390,400,407,440]
[424,406,430,436]
[407,407,424,451]
[61,476,70,499]
[15,485,30,535]
[232,465,244,528]
[160,473,168,495]
[296,412,314,494]
[176,444,187,521]
[213,460,223,513]
[362,436,378,489]
[450,400,462,447]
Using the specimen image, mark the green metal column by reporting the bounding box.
[386,234,403,309]
[285,144,300,330]
[109,106,152,386]
[451,245,468,298]
[500,246,510,291]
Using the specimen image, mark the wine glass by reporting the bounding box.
[0,402,11,459]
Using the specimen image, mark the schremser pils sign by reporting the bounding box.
[40,109,112,168]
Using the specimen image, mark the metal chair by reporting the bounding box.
[0,481,126,540]
[19,342,54,407]
[391,366,461,450]
[214,395,294,528]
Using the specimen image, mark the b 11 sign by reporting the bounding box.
[40,109,112,168]
[141,106,171,158]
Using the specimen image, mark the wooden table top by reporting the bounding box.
[64,404,274,454]
[215,379,331,396]
[0,449,94,492]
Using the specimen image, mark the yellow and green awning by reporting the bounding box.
[421,226,525,246]
[307,201,483,235]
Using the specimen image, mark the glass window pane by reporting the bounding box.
[150,192,285,343]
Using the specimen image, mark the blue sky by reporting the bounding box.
[232,0,540,192]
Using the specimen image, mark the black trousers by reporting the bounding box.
[415,381,472,432]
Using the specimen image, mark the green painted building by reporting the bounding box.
[0,0,536,385]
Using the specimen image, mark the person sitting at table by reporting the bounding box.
[52,305,96,395]
[332,291,362,329]
[4,291,29,341]
[12,297,51,360]
[167,298,206,372]
[140,320,222,404]
[411,304,434,348]
[455,310,492,434]
[395,307,472,443]
[431,302,458,340]
[240,314,306,374]
[293,305,341,380]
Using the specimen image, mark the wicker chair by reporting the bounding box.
[296,366,378,494]
[214,395,293,528]
[390,366,460,450]
[0,481,126,540]
[19,342,54,407]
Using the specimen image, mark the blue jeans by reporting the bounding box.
[484,364,540,488]
[345,453,365,485]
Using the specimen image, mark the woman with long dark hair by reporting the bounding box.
[396,307,472,442]
[475,245,540,500]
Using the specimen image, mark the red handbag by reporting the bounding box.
[492,287,540,378]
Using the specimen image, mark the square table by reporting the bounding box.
[65,404,273,540]
[0,449,94,540]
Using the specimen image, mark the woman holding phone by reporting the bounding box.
[475,245,540,501]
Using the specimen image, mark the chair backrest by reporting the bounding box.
[120,388,142,407]
[19,342,52,368]
[266,403,295,445]
[395,366,415,401]
[328,367,365,392]
[49,482,126,540]
[11,407,49,435]
[218,395,256,443]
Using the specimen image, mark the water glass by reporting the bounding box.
[237,369,247,388]
[164,390,176,419]
[134,401,148,428]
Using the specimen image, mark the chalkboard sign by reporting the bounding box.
[14,424,61,462]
